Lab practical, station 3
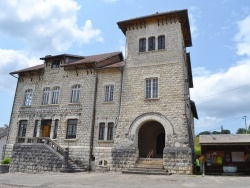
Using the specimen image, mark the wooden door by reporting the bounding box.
[42,125,51,137]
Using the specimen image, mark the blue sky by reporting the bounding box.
[0,0,250,134]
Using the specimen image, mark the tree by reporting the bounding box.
[221,129,231,134]
[198,131,211,135]
[236,128,247,134]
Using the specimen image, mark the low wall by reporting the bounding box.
[10,144,63,173]
[0,164,9,173]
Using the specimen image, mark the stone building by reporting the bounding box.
[4,9,198,174]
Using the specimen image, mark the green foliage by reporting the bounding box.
[221,129,231,134]
[198,131,211,135]
[194,136,201,155]
[236,128,248,134]
[1,157,11,165]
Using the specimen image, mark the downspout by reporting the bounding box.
[89,66,98,171]
[4,74,19,158]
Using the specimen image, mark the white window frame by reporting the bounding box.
[24,89,33,106]
[52,86,60,104]
[104,85,114,102]
[145,78,158,99]
[71,84,81,103]
[42,87,50,105]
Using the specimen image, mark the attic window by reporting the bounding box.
[52,60,60,68]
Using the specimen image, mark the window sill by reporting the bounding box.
[103,101,114,104]
[21,105,31,108]
[64,139,77,142]
[40,104,59,107]
[50,69,59,74]
[138,49,166,54]
[68,103,81,105]
[144,98,159,101]
[97,140,114,143]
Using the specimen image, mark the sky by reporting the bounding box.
[0,0,250,134]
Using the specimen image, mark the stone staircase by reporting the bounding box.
[65,159,87,173]
[122,158,171,175]
[15,137,88,173]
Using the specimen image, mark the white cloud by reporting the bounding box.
[234,14,250,57]
[0,0,103,53]
[189,7,199,39]
[191,14,250,132]
[0,49,40,92]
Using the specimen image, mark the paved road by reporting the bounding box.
[0,172,249,188]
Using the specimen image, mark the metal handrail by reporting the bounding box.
[144,149,154,169]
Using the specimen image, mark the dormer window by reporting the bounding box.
[52,60,60,68]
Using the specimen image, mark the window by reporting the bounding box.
[33,120,38,137]
[18,120,27,137]
[52,86,60,104]
[98,123,105,140]
[158,35,165,50]
[24,89,33,106]
[107,122,114,140]
[52,60,60,68]
[139,38,146,52]
[42,87,50,105]
[104,85,114,102]
[148,37,155,51]
[71,84,80,103]
[66,119,77,139]
[53,119,59,139]
[145,78,158,99]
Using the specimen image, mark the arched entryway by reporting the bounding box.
[138,121,165,158]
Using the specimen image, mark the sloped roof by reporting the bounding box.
[10,64,45,75]
[199,134,250,145]
[40,54,85,60]
[102,60,125,68]
[117,9,192,47]
[61,52,123,67]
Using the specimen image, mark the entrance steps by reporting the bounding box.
[65,159,87,173]
[122,158,171,175]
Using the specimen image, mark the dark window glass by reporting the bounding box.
[139,38,146,52]
[99,123,105,140]
[66,119,77,139]
[33,120,38,137]
[107,122,114,140]
[18,120,27,137]
[158,35,165,50]
[148,37,155,51]
[52,60,60,68]
[53,120,59,139]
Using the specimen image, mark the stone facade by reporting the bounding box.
[10,144,62,173]
[4,10,197,174]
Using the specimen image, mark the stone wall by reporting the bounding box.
[163,147,192,174]
[111,147,138,171]
[10,144,62,173]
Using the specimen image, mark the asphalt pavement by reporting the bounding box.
[0,172,249,188]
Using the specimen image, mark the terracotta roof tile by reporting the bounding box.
[61,52,122,67]
[10,64,45,74]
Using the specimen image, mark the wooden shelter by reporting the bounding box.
[199,134,250,175]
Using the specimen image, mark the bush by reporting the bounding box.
[1,158,11,165]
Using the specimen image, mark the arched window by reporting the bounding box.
[71,84,81,103]
[52,86,60,104]
[42,87,50,105]
[24,89,33,106]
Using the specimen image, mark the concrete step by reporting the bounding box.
[122,168,171,175]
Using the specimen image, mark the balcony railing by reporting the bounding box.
[16,137,64,156]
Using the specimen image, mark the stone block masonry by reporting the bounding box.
[10,144,63,173]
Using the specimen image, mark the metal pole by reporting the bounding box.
[243,116,247,134]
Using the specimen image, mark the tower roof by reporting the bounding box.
[117,9,192,47]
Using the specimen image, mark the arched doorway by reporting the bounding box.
[138,121,165,158]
